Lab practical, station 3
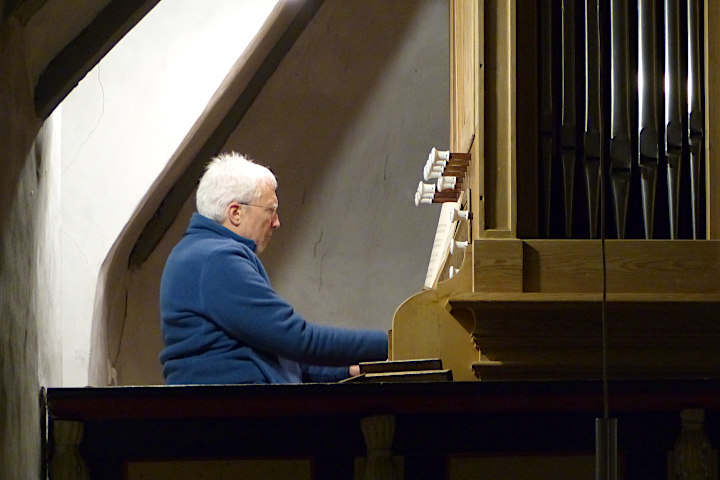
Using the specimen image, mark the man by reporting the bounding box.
[159,152,388,384]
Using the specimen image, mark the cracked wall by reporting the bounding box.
[58,0,279,386]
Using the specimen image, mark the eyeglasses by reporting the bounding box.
[239,202,278,217]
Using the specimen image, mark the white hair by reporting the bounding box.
[196,152,277,223]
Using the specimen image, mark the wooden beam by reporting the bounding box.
[128,0,325,267]
[483,0,516,234]
[707,0,720,238]
[473,238,523,292]
[34,0,160,119]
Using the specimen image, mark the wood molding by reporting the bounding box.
[482,0,516,234]
[522,239,720,294]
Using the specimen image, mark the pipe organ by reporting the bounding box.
[391,0,720,382]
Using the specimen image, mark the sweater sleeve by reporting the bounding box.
[199,247,388,366]
[300,364,351,383]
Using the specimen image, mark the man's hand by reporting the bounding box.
[349,365,361,377]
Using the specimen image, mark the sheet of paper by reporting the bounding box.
[424,202,459,289]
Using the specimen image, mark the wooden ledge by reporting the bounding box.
[46,380,720,422]
[450,292,720,304]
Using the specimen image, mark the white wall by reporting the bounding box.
[59,0,279,386]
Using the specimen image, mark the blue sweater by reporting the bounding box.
[159,213,388,384]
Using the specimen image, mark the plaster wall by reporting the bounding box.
[116,0,448,384]
[0,16,63,480]
[35,111,64,389]
[59,0,279,386]
[247,0,449,331]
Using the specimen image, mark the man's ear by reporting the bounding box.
[226,202,243,226]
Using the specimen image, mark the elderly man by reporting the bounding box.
[159,152,388,384]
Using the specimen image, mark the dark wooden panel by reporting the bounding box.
[47,381,720,480]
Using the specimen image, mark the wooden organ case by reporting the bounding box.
[391,0,720,382]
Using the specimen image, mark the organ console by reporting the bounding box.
[391,0,720,383]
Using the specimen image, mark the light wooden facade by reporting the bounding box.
[392,0,720,381]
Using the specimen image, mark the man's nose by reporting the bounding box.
[273,215,280,228]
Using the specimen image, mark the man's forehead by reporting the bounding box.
[258,181,276,194]
[259,183,278,203]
